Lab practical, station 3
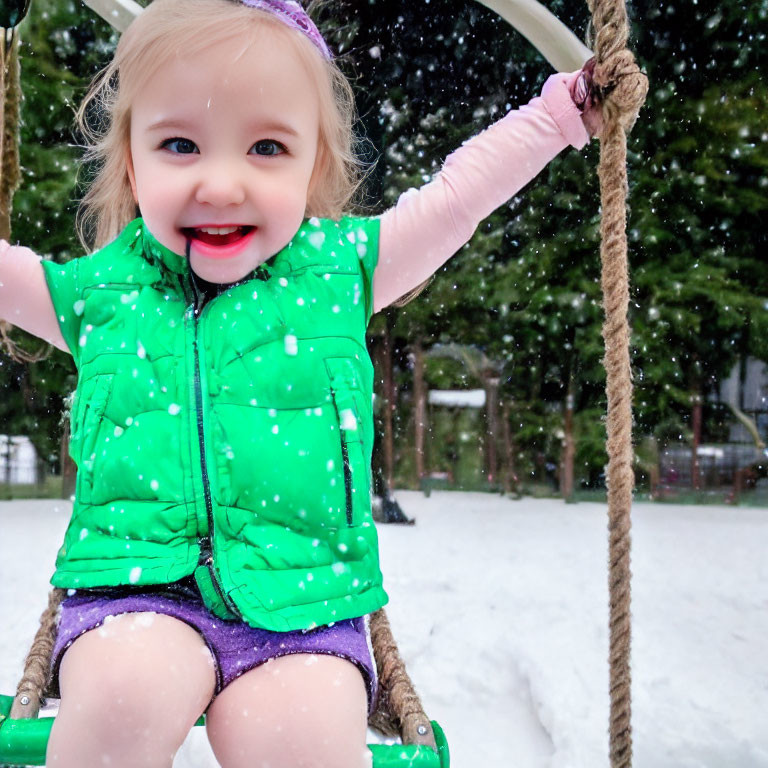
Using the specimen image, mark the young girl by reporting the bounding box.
[0,0,601,765]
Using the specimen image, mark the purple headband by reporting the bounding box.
[240,0,332,60]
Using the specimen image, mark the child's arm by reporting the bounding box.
[373,70,592,313]
[0,240,69,352]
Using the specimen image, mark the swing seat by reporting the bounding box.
[0,694,449,766]
[0,602,449,767]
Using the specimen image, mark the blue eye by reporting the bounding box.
[252,140,285,156]
[160,138,198,154]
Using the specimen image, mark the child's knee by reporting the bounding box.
[57,613,215,738]
[207,654,370,768]
[209,719,371,768]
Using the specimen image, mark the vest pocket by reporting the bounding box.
[325,358,370,527]
[70,373,114,500]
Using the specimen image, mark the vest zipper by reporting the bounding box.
[330,390,354,526]
[189,275,239,616]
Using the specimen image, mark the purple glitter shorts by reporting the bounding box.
[49,577,378,714]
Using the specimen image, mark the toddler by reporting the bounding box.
[0,1,600,766]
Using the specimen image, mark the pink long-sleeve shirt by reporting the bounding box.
[374,70,588,311]
[0,72,588,353]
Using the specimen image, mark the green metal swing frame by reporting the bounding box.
[0,694,450,767]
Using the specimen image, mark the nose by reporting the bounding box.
[193,158,248,208]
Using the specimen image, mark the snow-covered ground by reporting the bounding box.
[2,492,767,767]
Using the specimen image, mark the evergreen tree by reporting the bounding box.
[335,0,768,488]
[2,0,767,490]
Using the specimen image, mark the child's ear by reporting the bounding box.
[125,147,138,203]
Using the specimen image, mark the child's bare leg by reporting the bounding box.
[48,613,217,768]
[206,653,371,768]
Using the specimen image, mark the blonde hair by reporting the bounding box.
[75,0,365,252]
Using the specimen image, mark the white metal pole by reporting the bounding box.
[79,0,591,72]
[80,0,142,32]
[474,0,593,71]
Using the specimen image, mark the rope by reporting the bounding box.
[367,609,437,749]
[585,1,648,766]
[10,588,65,719]
[1,29,20,242]
[1,29,49,363]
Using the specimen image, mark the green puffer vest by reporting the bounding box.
[41,216,388,631]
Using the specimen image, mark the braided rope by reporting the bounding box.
[367,609,437,749]
[1,31,21,240]
[10,588,65,719]
[585,1,648,766]
[1,31,50,363]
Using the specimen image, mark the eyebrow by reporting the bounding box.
[146,118,300,138]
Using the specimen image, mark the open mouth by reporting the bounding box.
[182,225,255,247]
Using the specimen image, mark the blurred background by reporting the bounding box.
[1,0,766,507]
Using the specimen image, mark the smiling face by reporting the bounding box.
[126,27,321,283]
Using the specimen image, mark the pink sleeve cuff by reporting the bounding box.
[541,71,590,150]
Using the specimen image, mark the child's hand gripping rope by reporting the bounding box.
[572,57,604,138]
